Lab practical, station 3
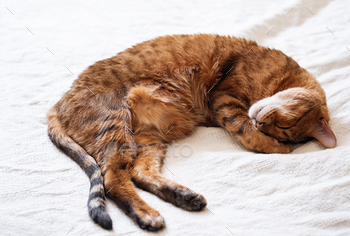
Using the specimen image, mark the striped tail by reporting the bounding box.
[47,108,113,230]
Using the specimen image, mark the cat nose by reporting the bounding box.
[257,122,264,130]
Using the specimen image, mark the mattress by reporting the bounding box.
[1,0,350,235]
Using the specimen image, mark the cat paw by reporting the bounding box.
[133,208,165,231]
[283,143,293,153]
[268,143,293,154]
[173,188,207,211]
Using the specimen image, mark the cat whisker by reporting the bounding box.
[281,92,300,106]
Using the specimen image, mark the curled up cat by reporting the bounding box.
[47,34,337,231]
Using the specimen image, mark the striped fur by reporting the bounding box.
[47,108,112,230]
[48,34,335,231]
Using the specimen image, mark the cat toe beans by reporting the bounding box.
[134,208,165,231]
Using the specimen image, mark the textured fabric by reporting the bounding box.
[1,0,350,235]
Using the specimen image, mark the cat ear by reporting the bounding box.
[309,119,337,148]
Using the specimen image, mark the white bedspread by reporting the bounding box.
[1,0,350,235]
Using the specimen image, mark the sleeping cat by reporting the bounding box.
[47,34,336,231]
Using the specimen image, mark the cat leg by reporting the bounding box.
[103,153,165,231]
[213,96,293,153]
[130,134,207,211]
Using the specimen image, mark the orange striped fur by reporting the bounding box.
[48,34,336,231]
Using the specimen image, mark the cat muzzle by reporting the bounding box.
[251,118,264,130]
[256,122,264,130]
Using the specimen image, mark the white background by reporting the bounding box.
[1,0,350,235]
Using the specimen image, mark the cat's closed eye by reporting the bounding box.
[249,87,336,147]
[275,124,292,130]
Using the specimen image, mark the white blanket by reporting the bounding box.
[1,0,350,235]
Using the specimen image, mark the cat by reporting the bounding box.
[47,34,337,231]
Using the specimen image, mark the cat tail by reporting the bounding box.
[47,107,113,230]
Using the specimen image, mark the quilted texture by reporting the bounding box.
[1,0,350,235]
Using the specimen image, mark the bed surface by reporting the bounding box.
[1,0,350,235]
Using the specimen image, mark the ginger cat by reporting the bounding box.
[47,34,336,231]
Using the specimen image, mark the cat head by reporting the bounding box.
[248,87,337,148]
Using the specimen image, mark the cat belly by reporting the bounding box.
[127,85,203,142]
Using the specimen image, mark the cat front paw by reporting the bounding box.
[248,135,294,154]
[274,143,293,154]
[264,142,293,154]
